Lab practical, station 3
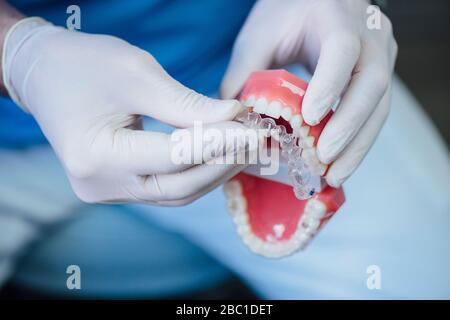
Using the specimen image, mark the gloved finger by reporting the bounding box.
[126,59,243,127]
[137,160,248,203]
[316,53,390,165]
[110,121,255,175]
[149,163,247,206]
[302,33,361,125]
[325,85,391,188]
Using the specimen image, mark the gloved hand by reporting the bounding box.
[221,0,397,187]
[2,17,251,206]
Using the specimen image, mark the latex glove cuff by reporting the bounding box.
[2,17,52,112]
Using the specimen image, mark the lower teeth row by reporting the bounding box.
[236,110,316,200]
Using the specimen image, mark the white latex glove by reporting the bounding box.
[221,0,397,187]
[2,18,251,206]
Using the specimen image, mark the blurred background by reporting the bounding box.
[384,0,450,146]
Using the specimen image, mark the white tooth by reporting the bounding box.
[233,212,248,225]
[289,114,303,130]
[301,148,327,176]
[249,238,263,254]
[298,139,307,148]
[242,233,254,247]
[262,242,280,258]
[266,101,282,119]
[298,125,310,138]
[298,136,315,149]
[299,240,310,250]
[246,234,264,253]
[237,223,251,236]
[253,97,268,114]
[290,237,302,250]
[278,240,295,256]
[243,95,256,107]
[223,180,241,195]
[300,216,320,235]
[227,196,246,213]
[312,162,327,176]
[305,199,327,219]
[281,107,293,121]
[295,229,312,243]
[301,147,317,164]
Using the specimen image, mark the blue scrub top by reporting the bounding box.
[2,0,256,297]
[1,0,256,148]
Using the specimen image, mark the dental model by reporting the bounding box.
[224,70,345,258]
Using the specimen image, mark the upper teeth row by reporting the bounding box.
[236,109,317,200]
[242,96,312,142]
[241,96,328,178]
[302,148,327,176]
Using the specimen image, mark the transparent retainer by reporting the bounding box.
[236,109,319,200]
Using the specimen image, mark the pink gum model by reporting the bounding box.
[224,70,345,258]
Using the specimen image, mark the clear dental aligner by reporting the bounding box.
[235,109,316,200]
[225,69,346,258]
